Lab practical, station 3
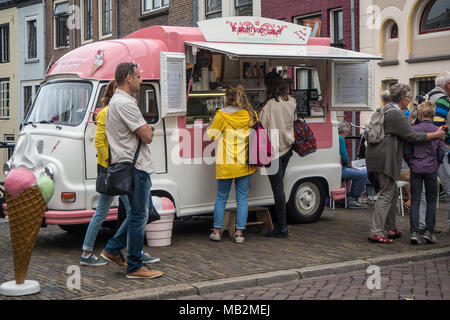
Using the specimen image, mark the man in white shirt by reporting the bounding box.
[100,62,163,279]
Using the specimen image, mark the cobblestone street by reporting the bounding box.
[176,256,450,300]
[0,202,449,300]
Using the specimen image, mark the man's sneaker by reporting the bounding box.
[423,230,437,244]
[100,250,127,269]
[142,252,160,263]
[410,232,421,245]
[209,231,221,242]
[347,198,368,210]
[126,264,164,279]
[80,254,107,266]
[234,234,245,244]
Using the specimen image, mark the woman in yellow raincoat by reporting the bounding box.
[207,85,257,244]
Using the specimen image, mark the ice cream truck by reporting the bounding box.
[2,17,381,232]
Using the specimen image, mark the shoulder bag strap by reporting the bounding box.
[132,139,142,166]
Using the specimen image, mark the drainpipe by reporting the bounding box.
[72,0,76,49]
[193,0,197,27]
[115,0,119,38]
[350,0,356,159]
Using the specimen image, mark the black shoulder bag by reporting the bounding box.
[104,140,142,196]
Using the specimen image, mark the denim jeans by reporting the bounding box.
[82,194,131,252]
[105,168,151,274]
[214,175,251,230]
[268,149,293,232]
[410,172,437,233]
[341,167,367,199]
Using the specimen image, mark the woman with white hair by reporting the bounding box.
[366,83,446,244]
[338,121,368,209]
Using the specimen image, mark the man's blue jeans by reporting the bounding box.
[82,194,131,252]
[104,168,151,274]
[341,167,367,199]
[213,175,251,230]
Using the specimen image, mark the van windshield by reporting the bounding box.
[26,81,93,126]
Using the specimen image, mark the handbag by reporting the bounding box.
[293,111,317,157]
[104,140,142,196]
[248,112,273,167]
[95,164,108,194]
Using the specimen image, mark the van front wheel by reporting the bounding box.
[287,180,326,224]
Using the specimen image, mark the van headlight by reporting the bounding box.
[44,166,54,180]
[3,162,11,177]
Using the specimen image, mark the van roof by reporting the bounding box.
[47,25,376,81]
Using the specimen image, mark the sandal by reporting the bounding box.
[388,230,402,239]
[368,235,394,244]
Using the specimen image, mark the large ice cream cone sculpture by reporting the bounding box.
[0,166,54,296]
[5,186,46,284]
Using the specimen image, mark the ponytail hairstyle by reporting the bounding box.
[101,79,117,108]
[224,85,255,126]
[264,71,290,104]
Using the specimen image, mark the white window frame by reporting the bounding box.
[25,16,38,63]
[0,79,10,119]
[4,134,15,162]
[142,0,169,14]
[294,12,322,37]
[81,0,93,44]
[21,81,41,121]
[53,0,70,50]
[330,8,343,44]
[98,0,113,40]
[205,0,222,19]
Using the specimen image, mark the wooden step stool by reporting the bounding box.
[220,206,274,239]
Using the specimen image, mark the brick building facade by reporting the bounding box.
[262,0,362,158]
[45,0,118,68]
[117,0,194,38]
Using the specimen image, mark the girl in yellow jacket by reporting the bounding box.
[207,85,257,244]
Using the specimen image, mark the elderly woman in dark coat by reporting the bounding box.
[366,83,445,244]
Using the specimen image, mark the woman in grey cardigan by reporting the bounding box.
[366,84,445,244]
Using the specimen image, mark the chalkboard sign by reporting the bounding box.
[290,90,309,116]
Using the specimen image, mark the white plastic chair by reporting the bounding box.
[396,180,409,216]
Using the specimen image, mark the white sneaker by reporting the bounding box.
[234,235,245,244]
[209,231,221,241]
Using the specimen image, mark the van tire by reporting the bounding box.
[287,179,326,224]
[58,224,88,233]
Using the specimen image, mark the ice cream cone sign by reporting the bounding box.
[90,50,104,75]
[0,166,54,296]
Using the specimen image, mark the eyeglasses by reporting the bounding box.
[128,62,139,75]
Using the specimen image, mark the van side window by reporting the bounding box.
[95,85,107,110]
[138,84,159,124]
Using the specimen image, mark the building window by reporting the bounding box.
[420,0,450,34]
[0,80,10,119]
[390,23,398,39]
[0,24,9,63]
[143,0,169,13]
[4,134,15,161]
[54,2,69,48]
[296,13,322,37]
[330,9,343,45]
[417,77,436,96]
[26,19,37,60]
[83,0,93,41]
[100,0,113,36]
[205,0,221,19]
[235,0,252,16]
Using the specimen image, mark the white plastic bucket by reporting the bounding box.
[145,196,176,247]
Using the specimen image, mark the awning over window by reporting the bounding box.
[185,41,382,60]
[54,2,69,16]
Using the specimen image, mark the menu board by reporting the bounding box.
[290,90,309,116]
[160,52,187,117]
[331,61,373,111]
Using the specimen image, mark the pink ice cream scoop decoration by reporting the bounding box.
[4,168,37,198]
